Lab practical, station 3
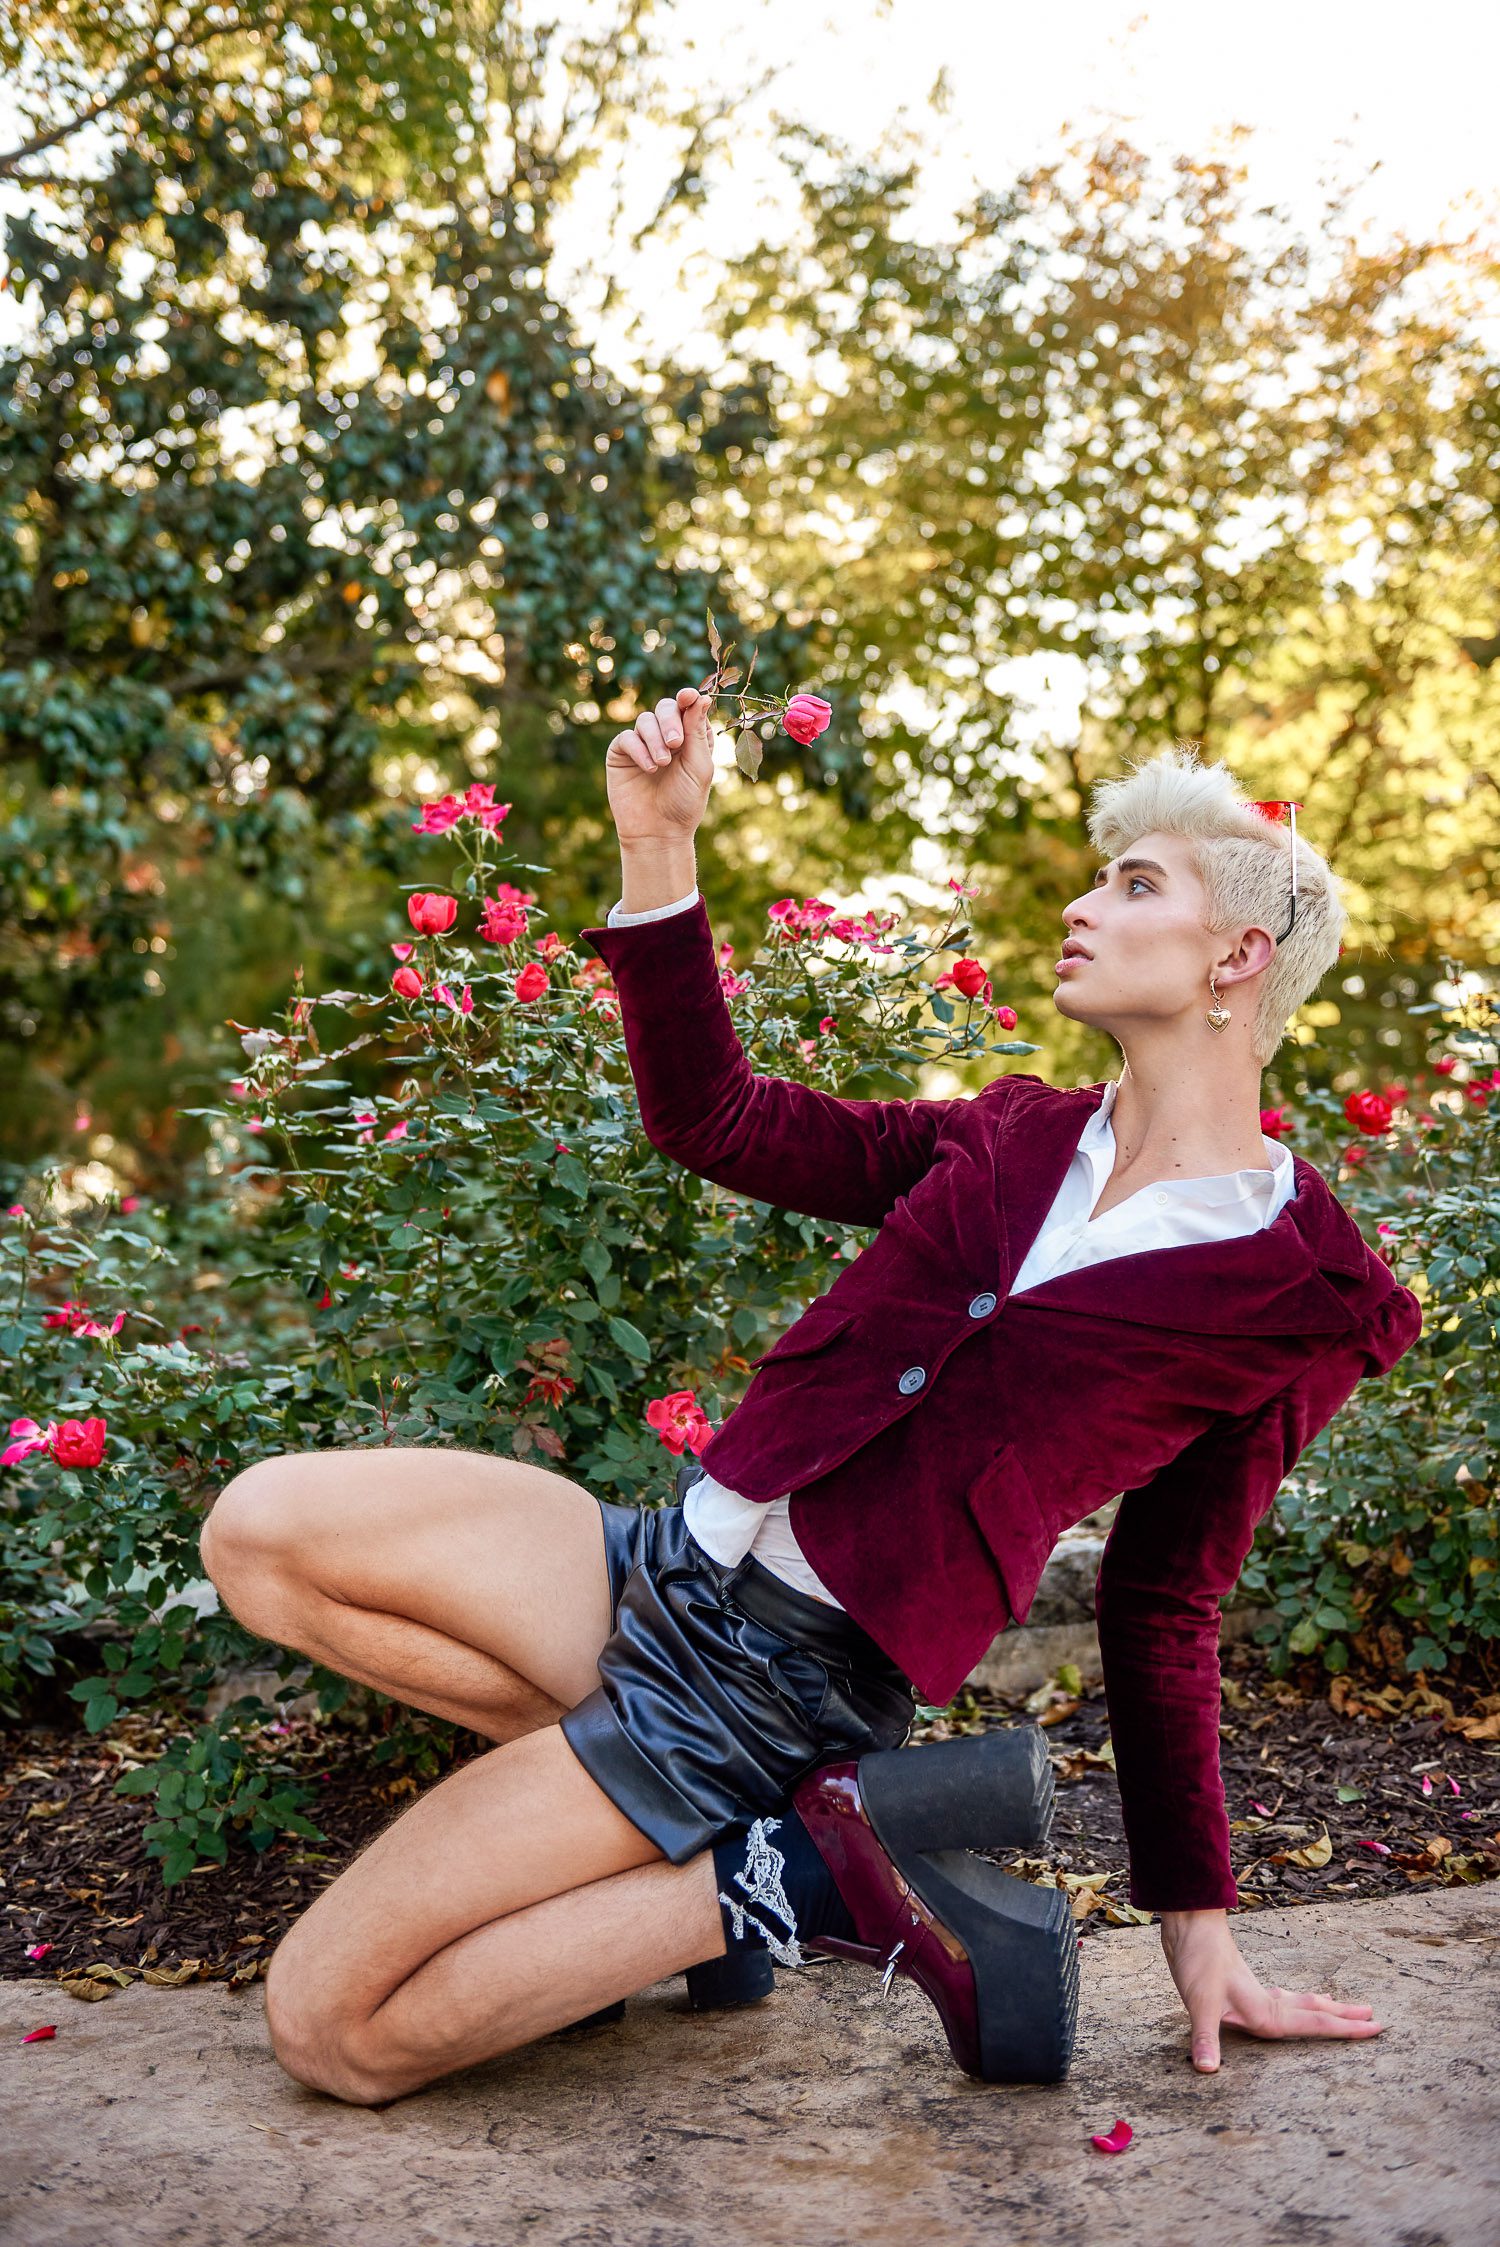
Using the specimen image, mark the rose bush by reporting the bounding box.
[1237,967,1499,1682]
[1,772,1493,1885]
[0,807,1034,1882]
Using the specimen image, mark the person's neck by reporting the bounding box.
[1106,1048,1272,1181]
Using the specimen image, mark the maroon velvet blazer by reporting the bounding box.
[579,898,1424,1912]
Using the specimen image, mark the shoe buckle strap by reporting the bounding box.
[878,1940,905,1999]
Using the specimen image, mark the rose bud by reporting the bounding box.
[782,693,834,746]
[407,892,458,936]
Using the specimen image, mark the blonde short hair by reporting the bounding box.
[1085,743,1348,1067]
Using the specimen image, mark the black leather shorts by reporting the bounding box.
[559,1477,916,1865]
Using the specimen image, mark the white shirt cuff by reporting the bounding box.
[606,887,700,926]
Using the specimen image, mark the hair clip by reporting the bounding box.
[1251,799,1302,942]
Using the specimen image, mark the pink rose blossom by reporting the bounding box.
[479,898,529,945]
[3,1418,58,1466]
[407,892,457,936]
[645,1389,714,1457]
[410,792,467,835]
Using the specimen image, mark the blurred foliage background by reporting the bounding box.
[1,0,1497,1194]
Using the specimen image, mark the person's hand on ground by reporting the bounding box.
[605,686,716,846]
[1159,1907,1387,2071]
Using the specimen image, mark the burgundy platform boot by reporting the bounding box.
[791,1741,1080,2084]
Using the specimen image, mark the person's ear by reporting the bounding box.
[1216,927,1276,984]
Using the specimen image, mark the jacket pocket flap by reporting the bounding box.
[963,1441,1054,1626]
[748,1308,857,1367]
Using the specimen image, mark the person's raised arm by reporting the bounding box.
[579,684,955,1228]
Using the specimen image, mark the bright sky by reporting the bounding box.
[547,0,1500,382]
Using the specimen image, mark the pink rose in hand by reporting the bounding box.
[782,693,833,746]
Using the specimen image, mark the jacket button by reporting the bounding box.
[968,1292,998,1318]
[897,1366,927,1395]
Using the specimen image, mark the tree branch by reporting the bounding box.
[0,57,162,180]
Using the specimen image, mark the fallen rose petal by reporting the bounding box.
[1091,2118,1133,2154]
[25,1942,53,1961]
[1448,1777,1461,1795]
[1359,1838,1393,1856]
[1421,1775,1433,1795]
[1251,1800,1274,1816]
[22,2025,57,2043]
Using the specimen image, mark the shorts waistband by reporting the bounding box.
[685,1524,908,1680]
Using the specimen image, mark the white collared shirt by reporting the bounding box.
[606,890,1297,1606]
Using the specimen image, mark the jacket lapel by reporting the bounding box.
[992,1081,1385,1338]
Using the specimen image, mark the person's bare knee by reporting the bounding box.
[264,1967,391,2107]
[198,1455,317,1639]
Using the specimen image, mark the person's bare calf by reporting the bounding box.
[198,1445,619,1743]
[262,1723,727,2105]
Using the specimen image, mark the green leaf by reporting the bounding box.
[607,1315,651,1361]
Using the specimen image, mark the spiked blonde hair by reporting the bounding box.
[1085,744,1347,1067]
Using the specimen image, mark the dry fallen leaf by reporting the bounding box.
[1270,1827,1333,1871]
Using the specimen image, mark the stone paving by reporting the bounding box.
[4,1883,1496,2247]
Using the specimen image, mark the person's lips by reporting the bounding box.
[1055,941,1092,973]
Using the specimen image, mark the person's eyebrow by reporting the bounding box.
[1095,856,1170,882]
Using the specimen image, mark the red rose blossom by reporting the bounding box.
[392,966,424,1000]
[514,962,549,1002]
[1342,1089,1393,1137]
[51,1417,108,1469]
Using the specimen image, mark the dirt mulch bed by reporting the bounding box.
[4,1638,1499,2005]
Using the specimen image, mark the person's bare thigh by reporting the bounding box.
[200,1447,617,1713]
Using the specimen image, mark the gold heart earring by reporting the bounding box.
[1206,973,1231,1032]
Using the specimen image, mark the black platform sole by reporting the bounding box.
[859,1723,1056,1856]
[893,1845,1080,2083]
[853,1736,1078,2084]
